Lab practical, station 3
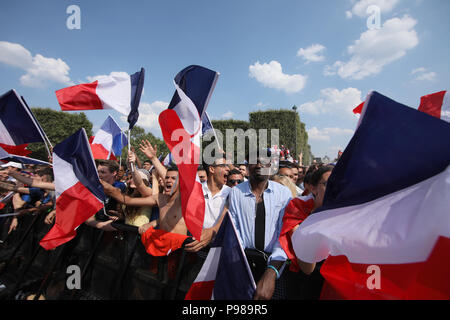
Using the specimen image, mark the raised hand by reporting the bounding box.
[139,140,157,160]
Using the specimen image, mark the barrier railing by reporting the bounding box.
[0,210,198,300]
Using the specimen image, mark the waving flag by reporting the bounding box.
[163,153,174,167]
[291,91,450,300]
[185,212,256,300]
[55,68,145,129]
[90,115,128,160]
[158,65,219,240]
[0,146,50,165]
[40,129,105,250]
[0,89,47,155]
[418,90,449,122]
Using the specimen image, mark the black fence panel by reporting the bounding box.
[0,212,200,300]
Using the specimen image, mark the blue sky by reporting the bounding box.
[1,0,449,159]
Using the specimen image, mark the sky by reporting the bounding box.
[0,0,449,159]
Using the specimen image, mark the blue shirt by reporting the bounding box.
[228,180,292,263]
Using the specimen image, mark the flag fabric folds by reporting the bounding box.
[90,115,128,160]
[185,212,256,300]
[40,128,105,250]
[291,91,450,300]
[0,146,50,166]
[418,90,449,122]
[158,65,219,240]
[0,89,47,153]
[55,68,145,129]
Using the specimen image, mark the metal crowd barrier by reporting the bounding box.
[0,209,199,300]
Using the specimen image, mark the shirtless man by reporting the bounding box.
[100,140,187,236]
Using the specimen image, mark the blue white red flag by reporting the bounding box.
[291,91,450,299]
[55,68,145,129]
[90,115,128,160]
[0,146,50,166]
[0,89,47,154]
[185,212,256,300]
[40,128,105,250]
[158,65,219,240]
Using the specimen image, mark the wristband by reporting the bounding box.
[267,265,280,279]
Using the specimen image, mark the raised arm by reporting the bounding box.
[6,170,55,190]
[128,150,153,197]
[100,180,157,207]
[139,140,167,186]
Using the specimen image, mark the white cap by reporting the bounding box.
[1,162,23,169]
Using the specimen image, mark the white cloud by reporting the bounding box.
[300,87,363,116]
[0,41,73,87]
[410,67,437,81]
[249,60,307,93]
[324,15,418,80]
[415,72,436,82]
[297,44,326,63]
[307,127,354,141]
[86,71,130,83]
[221,111,234,119]
[120,100,168,136]
[411,67,426,75]
[349,0,400,18]
[346,10,353,19]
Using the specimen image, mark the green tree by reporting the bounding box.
[28,108,93,161]
[124,125,169,163]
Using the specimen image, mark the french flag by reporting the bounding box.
[158,65,219,240]
[279,193,315,272]
[354,90,450,124]
[90,115,128,160]
[0,146,50,166]
[418,90,450,122]
[0,89,47,156]
[40,128,105,250]
[55,68,145,129]
[185,212,256,300]
[292,91,450,300]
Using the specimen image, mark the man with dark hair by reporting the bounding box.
[228,150,292,300]
[238,163,249,181]
[143,159,152,172]
[197,165,207,183]
[226,169,244,188]
[280,165,333,299]
[183,155,231,252]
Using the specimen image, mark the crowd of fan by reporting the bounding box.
[0,139,339,300]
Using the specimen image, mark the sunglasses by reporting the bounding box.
[228,179,243,184]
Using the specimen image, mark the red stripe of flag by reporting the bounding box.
[159,109,205,241]
[40,181,103,250]
[55,81,103,111]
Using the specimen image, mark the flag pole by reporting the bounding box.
[128,129,135,173]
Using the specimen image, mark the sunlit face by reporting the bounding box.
[239,165,248,177]
[97,165,116,184]
[211,158,230,187]
[248,157,271,182]
[312,171,331,208]
[164,170,178,195]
